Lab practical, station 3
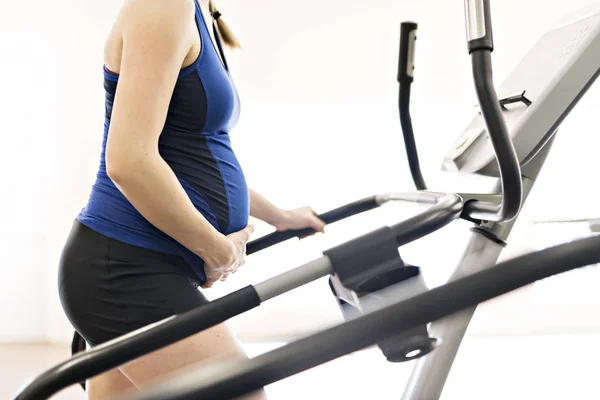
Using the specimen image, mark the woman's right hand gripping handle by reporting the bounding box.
[201,224,255,289]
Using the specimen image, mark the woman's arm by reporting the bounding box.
[249,189,286,226]
[105,0,243,278]
[249,189,325,233]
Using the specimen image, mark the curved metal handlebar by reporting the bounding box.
[463,0,523,222]
[14,288,262,400]
[390,192,463,246]
[16,191,462,400]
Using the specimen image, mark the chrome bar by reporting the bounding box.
[376,191,449,206]
[464,0,487,42]
[254,257,333,302]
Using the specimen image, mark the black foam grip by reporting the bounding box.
[15,286,261,400]
[246,196,379,255]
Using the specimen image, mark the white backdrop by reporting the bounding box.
[0,0,599,344]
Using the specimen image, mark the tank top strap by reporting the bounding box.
[193,0,230,71]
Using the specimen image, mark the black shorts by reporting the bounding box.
[58,220,209,346]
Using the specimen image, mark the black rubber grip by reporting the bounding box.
[132,234,600,400]
[399,88,426,190]
[15,286,261,400]
[246,196,379,255]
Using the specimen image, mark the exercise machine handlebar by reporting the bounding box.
[247,196,380,255]
[63,193,385,386]
[463,0,523,222]
[398,22,427,191]
[14,287,262,400]
[124,234,600,400]
[388,192,462,247]
[15,192,461,400]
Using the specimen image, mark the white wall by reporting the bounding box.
[0,0,599,344]
[0,0,117,342]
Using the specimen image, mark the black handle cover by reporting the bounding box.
[16,286,261,400]
[246,196,379,255]
[398,22,418,84]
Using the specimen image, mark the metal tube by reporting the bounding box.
[402,177,537,399]
[464,50,523,222]
[375,191,448,206]
[254,257,333,302]
[401,230,505,400]
[391,193,464,246]
[463,0,522,223]
[464,0,493,52]
[464,0,487,42]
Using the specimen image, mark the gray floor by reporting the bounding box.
[4,335,600,400]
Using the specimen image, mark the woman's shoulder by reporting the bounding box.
[104,0,200,76]
[118,0,196,28]
[109,0,197,51]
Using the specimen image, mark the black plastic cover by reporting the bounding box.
[324,226,402,292]
[398,22,418,84]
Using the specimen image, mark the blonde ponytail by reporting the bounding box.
[208,0,241,49]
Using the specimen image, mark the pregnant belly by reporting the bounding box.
[204,135,249,234]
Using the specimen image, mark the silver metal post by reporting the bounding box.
[376,191,449,206]
[402,176,539,400]
[464,0,487,42]
[254,256,333,302]
[401,230,504,400]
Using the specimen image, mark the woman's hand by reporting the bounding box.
[272,207,326,236]
[249,190,325,236]
[201,224,255,289]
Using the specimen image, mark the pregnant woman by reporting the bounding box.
[58,0,325,397]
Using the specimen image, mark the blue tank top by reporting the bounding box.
[78,0,249,283]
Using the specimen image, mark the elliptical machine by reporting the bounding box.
[15,1,600,399]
